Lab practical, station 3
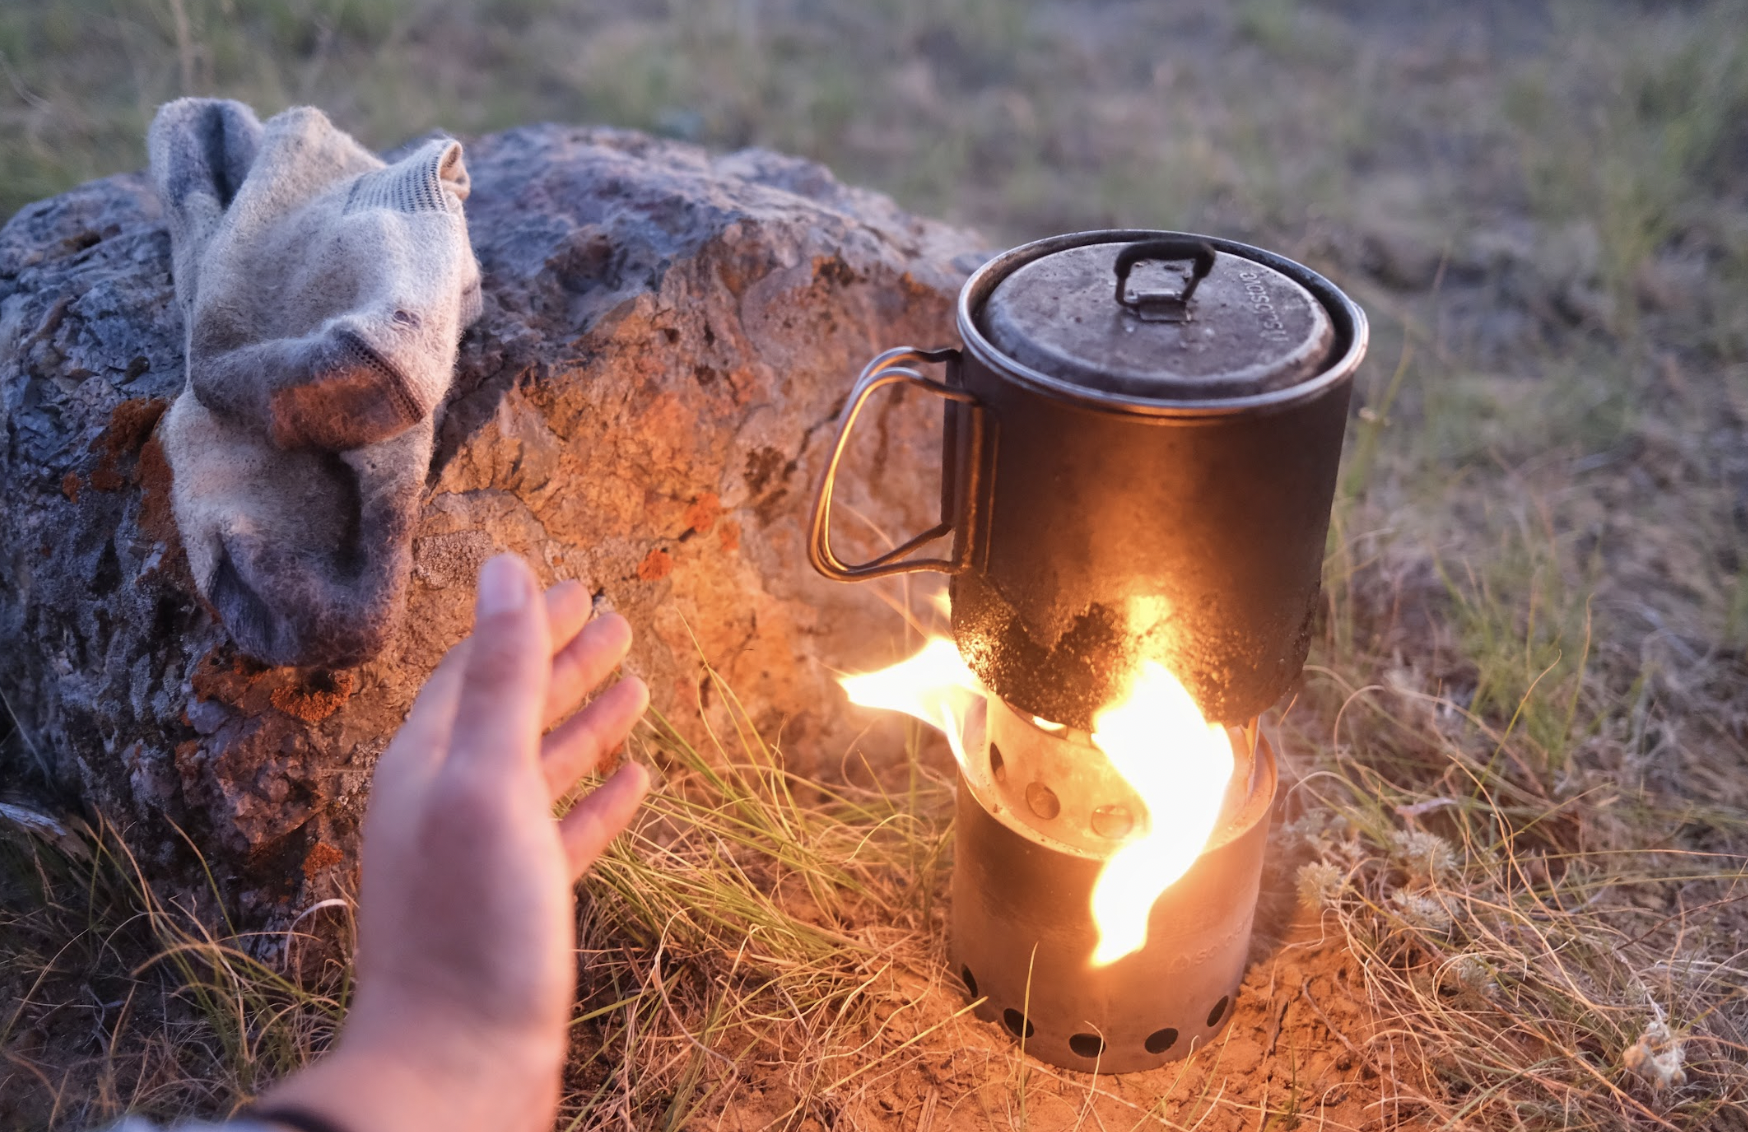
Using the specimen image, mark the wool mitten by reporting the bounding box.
[149,99,483,668]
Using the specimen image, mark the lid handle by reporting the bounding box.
[1113,238,1216,323]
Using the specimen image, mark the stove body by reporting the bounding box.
[949,697,1278,1071]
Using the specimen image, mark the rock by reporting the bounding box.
[0,125,984,918]
[1349,171,1452,292]
[1359,221,1445,292]
[1634,252,1708,315]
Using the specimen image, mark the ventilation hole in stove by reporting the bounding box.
[1090,803,1134,840]
[1144,1027,1179,1055]
[1024,781,1060,820]
[1207,995,1230,1027]
[961,966,979,998]
[1002,1008,1035,1039]
[988,742,1007,784]
[1068,1033,1105,1058]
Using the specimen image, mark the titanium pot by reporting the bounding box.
[808,230,1368,728]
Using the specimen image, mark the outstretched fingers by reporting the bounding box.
[542,675,649,799]
[559,762,651,879]
[368,576,599,816]
[539,600,651,872]
[413,557,649,878]
[542,580,592,667]
[544,612,633,730]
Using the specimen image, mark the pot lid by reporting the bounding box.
[973,236,1336,401]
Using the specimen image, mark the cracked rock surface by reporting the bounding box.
[0,125,983,918]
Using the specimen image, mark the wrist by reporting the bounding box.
[261,1020,561,1132]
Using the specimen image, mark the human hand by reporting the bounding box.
[262,554,650,1132]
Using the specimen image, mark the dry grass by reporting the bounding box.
[561,691,960,1130]
[0,813,349,1123]
[6,0,1748,1128]
[1,666,972,1129]
[1281,657,1748,1129]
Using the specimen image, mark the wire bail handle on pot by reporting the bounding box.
[1112,238,1216,323]
[809,346,990,581]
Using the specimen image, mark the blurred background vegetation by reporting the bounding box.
[0,0,1741,252]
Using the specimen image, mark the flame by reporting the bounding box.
[839,641,1232,969]
[1086,661,1232,965]
[839,637,984,766]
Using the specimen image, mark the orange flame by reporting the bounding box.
[1087,660,1232,965]
[839,640,1233,968]
[839,637,983,766]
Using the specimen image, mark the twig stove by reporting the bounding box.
[809,231,1367,1071]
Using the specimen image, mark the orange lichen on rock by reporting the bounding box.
[191,648,271,706]
[270,671,360,723]
[60,472,81,502]
[88,397,168,492]
[192,646,360,720]
[134,436,180,547]
[683,491,721,534]
[638,547,674,581]
[301,840,345,883]
[172,741,203,791]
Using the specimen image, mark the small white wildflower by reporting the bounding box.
[1286,809,1329,845]
[1288,810,1369,867]
[1467,839,1502,872]
[1384,664,1420,700]
[1389,829,1456,881]
[1388,889,1452,934]
[1623,1019,1687,1090]
[1325,828,1366,866]
[1296,861,1346,909]
[1450,954,1498,996]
